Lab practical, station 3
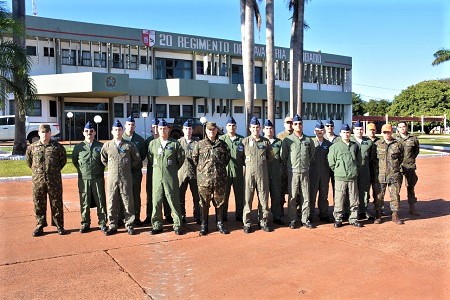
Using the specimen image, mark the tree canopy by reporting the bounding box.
[352,92,365,116]
[365,99,391,116]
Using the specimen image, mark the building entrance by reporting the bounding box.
[65,111,109,141]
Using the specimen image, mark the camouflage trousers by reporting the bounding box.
[373,181,401,212]
[32,178,64,228]
[179,176,201,220]
[287,171,310,224]
[198,183,226,209]
[400,168,418,205]
[78,177,106,226]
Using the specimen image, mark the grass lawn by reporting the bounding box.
[418,135,450,147]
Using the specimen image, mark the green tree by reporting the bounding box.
[365,99,391,116]
[352,92,365,116]
[432,48,450,66]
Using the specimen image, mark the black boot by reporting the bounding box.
[199,206,209,236]
[216,208,230,234]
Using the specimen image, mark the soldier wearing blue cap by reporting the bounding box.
[219,116,245,221]
[263,119,285,225]
[100,119,141,235]
[178,119,201,224]
[351,120,375,221]
[122,115,147,226]
[280,114,315,229]
[72,121,107,233]
[309,121,333,223]
[148,119,185,235]
[327,123,363,228]
[239,117,274,233]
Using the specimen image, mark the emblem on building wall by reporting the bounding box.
[142,30,156,47]
[105,75,117,88]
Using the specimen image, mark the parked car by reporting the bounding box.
[0,115,60,143]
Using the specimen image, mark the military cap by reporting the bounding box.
[151,118,160,126]
[84,121,94,129]
[159,119,168,127]
[39,124,51,132]
[206,122,217,130]
[126,115,135,123]
[227,117,236,125]
[325,118,334,126]
[183,119,193,127]
[315,121,325,129]
[367,123,376,130]
[250,117,260,126]
[292,114,302,122]
[381,123,393,132]
[264,119,274,127]
[113,119,123,128]
[353,120,363,128]
[341,123,351,131]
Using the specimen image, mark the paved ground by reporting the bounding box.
[0,156,449,299]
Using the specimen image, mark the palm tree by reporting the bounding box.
[432,48,450,66]
[265,0,275,129]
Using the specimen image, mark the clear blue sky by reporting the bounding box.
[7,0,450,102]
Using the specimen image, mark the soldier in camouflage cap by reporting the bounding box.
[192,122,231,235]
[26,123,67,237]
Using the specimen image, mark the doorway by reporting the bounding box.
[65,112,109,141]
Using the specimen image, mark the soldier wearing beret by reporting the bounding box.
[72,121,107,233]
[178,119,201,224]
[26,124,67,237]
[192,122,231,235]
[219,116,245,222]
[101,120,141,235]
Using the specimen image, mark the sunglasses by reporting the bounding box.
[325,125,334,127]
[84,129,94,133]
[293,122,303,126]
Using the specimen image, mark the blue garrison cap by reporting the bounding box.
[183,119,193,127]
[126,115,135,123]
[315,121,325,129]
[353,120,363,128]
[227,117,236,125]
[159,118,168,127]
[113,119,123,128]
[341,123,351,131]
[250,117,260,126]
[293,114,302,122]
[264,119,274,127]
[325,118,334,126]
[84,121,94,129]
[151,118,160,126]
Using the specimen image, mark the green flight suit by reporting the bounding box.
[148,138,185,230]
[280,134,315,224]
[122,132,147,221]
[240,135,274,228]
[219,134,245,220]
[350,136,373,215]
[267,137,283,220]
[276,130,291,211]
[178,137,200,221]
[101,139,141,229]
[397,134,419,205]
[309,138,332,219]
[72,140,106,227]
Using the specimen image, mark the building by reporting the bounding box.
[3,16,352,140]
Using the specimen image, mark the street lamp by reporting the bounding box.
[200,116,207,139]
[66,111,73,148]
[141,112,148,139]
[94,115,102,140]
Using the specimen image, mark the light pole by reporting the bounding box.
[200,116,207,139]
[66,111,73,148]
[141,112,148,139]
[94,115,102,140]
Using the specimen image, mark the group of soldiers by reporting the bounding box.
[25,114,420,237]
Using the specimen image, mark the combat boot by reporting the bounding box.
[216,208,229,234]
[199,206,209,236]
[409,204,420,216]
[391,211,404,225]
[373,210,382,224]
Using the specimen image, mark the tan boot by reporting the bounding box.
[409,205,420,216]
[373,210,382,224]
[391,211,404,225]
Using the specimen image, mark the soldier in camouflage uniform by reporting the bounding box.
[122,115,147,225]
[366,122,381,211]
[281,114,315,229]
[148,119,185,235]
[178,119,201,224]
[397,121,420,216]
[309,121,333,223]
[101,120,141,235]
[372,123,405,225]
[219,117,245,221]
[263,119,284,225]
[72,121,107,233]
[276,116,293,215]
[192,122,231,236]
[240,117,274,233]
[26,124,67,237]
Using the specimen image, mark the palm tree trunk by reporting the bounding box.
[289,4,299,117]
[242,0,255,132]
[296,1,305,116]
[266,0,275,129]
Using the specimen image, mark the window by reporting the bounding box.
[182,105,193,117]
[169,105,180,118]
[255,66,263,84]
[253,106,262,118]
[112,53,123,68]
[50,100,57,117]
[114,103,124,118]
[275,102,282,119]
[9,100,14,115]
[62,49,76,65]
[141,104,149,113]
[80,50,91,66]
[156,58,192,79]
[231,64,244,84]
[198,105,205,114]
[140,55,151,65]
[196,61,204,75]
[156,104,167,118]
[126,54,138,69]
[27,100,42,116]
[43,47,54,57]
[216,106,227,114]
[127,103,139,118]
[234,106,244,114]
[26,46,37,56]
[94,51,106,67]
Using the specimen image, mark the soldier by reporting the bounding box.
[324,118,340,143]
[101,120,141,235]
[178,119,201,224]
[397,121,420,216]
[26,124,67,237]
[327,124,363,228]
[262,119,284,225]
[280,114,315,229]
[192,122,231,235]
[72,121,107,233]
[372,123,405,225]
[148,119,185,235]
[309,121,333,223]
[122,115,147,225]
[276,116,293,215]
[351,120,375,221]
[366,122,382,213]
[276,116,293,140]
[240,117,274,233]
[219,117,245,222]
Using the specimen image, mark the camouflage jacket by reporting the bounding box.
[397,134,419,170]
[26,140,67,180]
[372,138,404,183]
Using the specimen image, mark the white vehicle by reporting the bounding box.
[0,115,60,143]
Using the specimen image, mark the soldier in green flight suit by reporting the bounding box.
[219,116,245,222]
[122,115,147,225]
[72,121,107,233]
[262,119,284,225]
[148,119,185,235]
[101,120,141,236]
